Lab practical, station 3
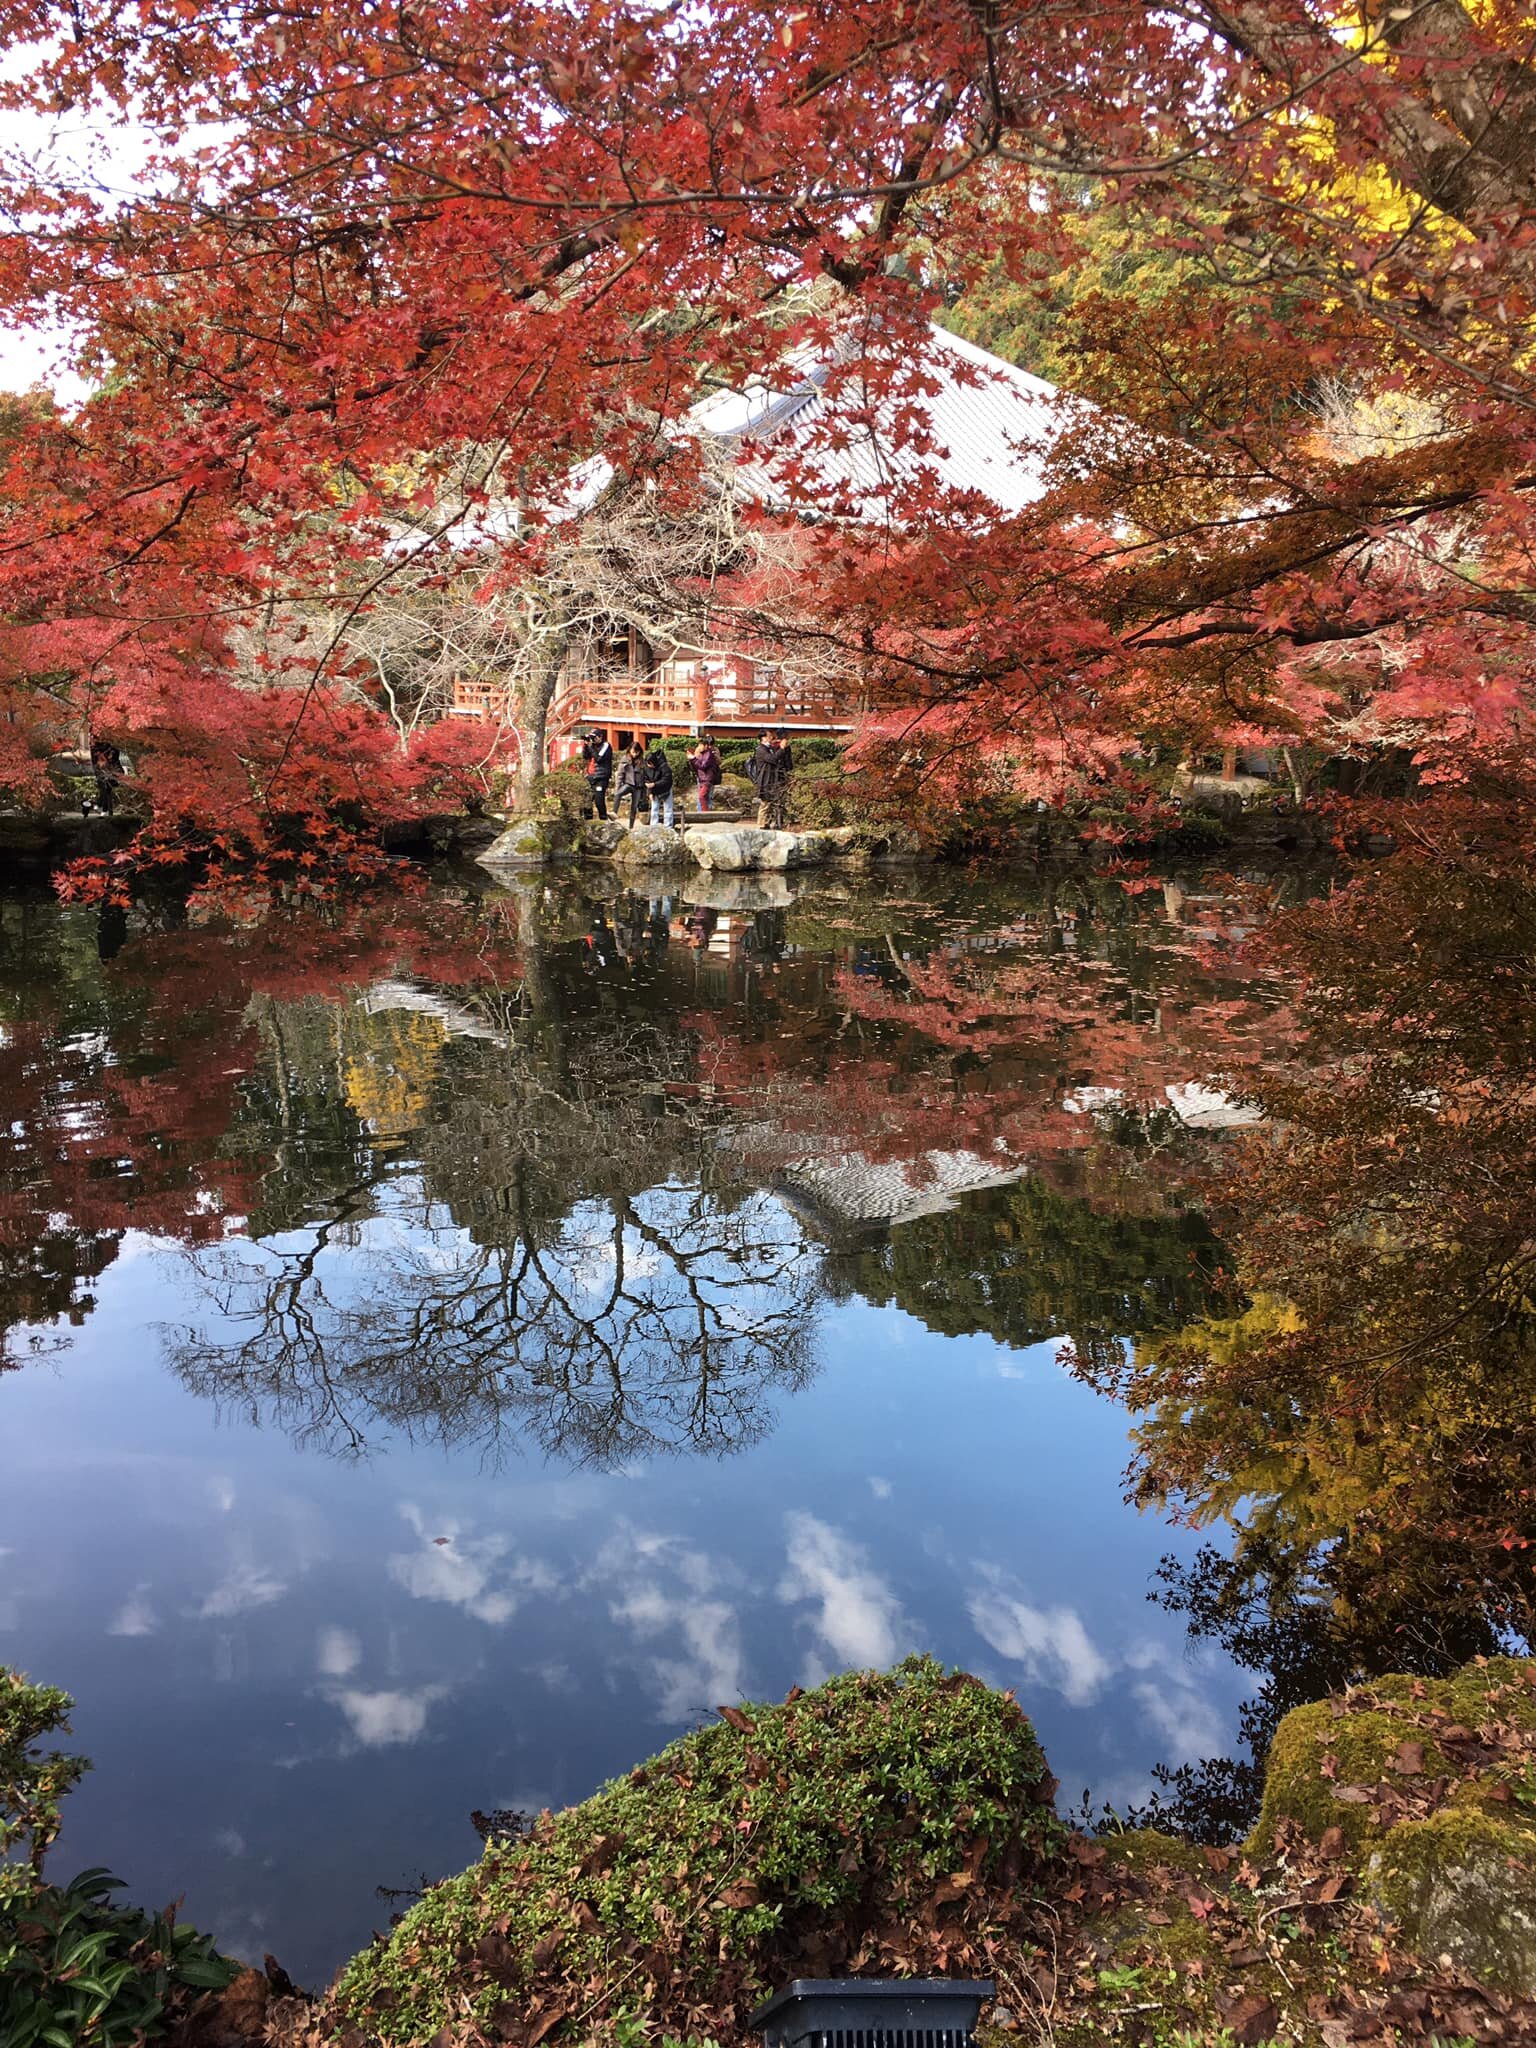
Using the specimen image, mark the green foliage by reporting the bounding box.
[940,181,1310,438]
[528,766,595,821]
[1,1667,239,2046]
[785,757,890,831]
[827,1180,1222,1374]
[655,735,845,787]
[2,1866,240,2048]
[333,1656,1063,2046]
[1,1670,88,1903]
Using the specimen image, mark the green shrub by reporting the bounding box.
[333,1657,1063,2046]
[1,1667,240,2047]
[3,1868,238,2048]
[786,757,889,831]
[527,766,594,822]
[1,1670,87,1902]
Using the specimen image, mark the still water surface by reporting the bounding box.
[0,864,1301,1981]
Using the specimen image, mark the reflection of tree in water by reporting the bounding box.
[0,899,263,1366]
[825,1177,1223,1377]
[167,1181,817,1465]
[1081,773,1536,1836]
[166,893,822,1464]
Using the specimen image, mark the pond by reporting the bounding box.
[1,861,1314,1982]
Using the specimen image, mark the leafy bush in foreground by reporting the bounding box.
[333,1656,1064,2048]
[1,1666,239,2047]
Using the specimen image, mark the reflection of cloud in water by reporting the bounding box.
[110,1583,159,1636]
[389,1504,556,1626]
[598,1525,745,1719]
[316,1626,361,1677]
[332,1685,447,1748]
[1124,1643,1226,1763]
[197,1563,286,1620]
[779,1512,906,1677]
[967,1576,1229,1758]
[966,1576,1112,1706]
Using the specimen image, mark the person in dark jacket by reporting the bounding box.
[582,731,614,819]
[688,735,722,812]
[615,741,646,828]
[748,728,793,829]
[642,739,675,827]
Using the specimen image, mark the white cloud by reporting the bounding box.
[316,1626,361,1677]
[1124,1645,1228,1763]
[596,1525,746,1719]
[333,1685,446,1748]
[966,1582,1112,1707]
[198,1564,285,1620]
[868,1477,893,1500]
[389,1506,551,1627]
[779,1512,905,1675]
[109,1585,158,1637]
[611,1586,744,1719]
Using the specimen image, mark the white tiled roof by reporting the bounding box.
[701,324,1078,520]
[778,1145,1029,1231]
[389,324,1078,556]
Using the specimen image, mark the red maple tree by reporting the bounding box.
[0,1,1525,866]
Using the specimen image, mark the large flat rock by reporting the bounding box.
[683,826,831,871]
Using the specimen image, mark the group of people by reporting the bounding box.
[579,728,794,830]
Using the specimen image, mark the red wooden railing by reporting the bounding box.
[550,668,858,737]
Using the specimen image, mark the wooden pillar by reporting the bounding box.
[1221,745,1238,782]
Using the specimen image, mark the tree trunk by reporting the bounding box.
[515,627,569,805]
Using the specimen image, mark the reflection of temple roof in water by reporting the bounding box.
[775,1146,1029,1235]
[361,979,509,1046]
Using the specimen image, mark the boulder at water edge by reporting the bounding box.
[578,819,627,858]
[1253,1653,1536,1991]
[684,826,832,871]
[476,816,576,869]
[682,824,775,871]
[611,823,687,865]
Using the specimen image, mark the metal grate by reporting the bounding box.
[750,1979,993,2048]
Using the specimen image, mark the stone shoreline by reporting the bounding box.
[476,815,934,875]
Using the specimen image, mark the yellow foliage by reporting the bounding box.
[343,1011,448,1137]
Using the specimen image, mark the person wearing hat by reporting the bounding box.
[582,730,614,819]
[748,727,793,830]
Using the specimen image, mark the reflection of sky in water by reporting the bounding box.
[0,1213,1243,1984]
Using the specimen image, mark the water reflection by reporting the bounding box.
[0,863,1312,1975]
[168,1182,818,1464]
[1079,801,1536,1837]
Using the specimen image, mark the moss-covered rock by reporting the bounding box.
[1243,1657,1536,1999]
[330,1658,1063,2047]
[611,822,686,866]
[1251,1657,1536,1858]
[475,815,577,869]
[1366,1808,1536,1991]
[578,818,626,858]
[1098,1827,1210,1882]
